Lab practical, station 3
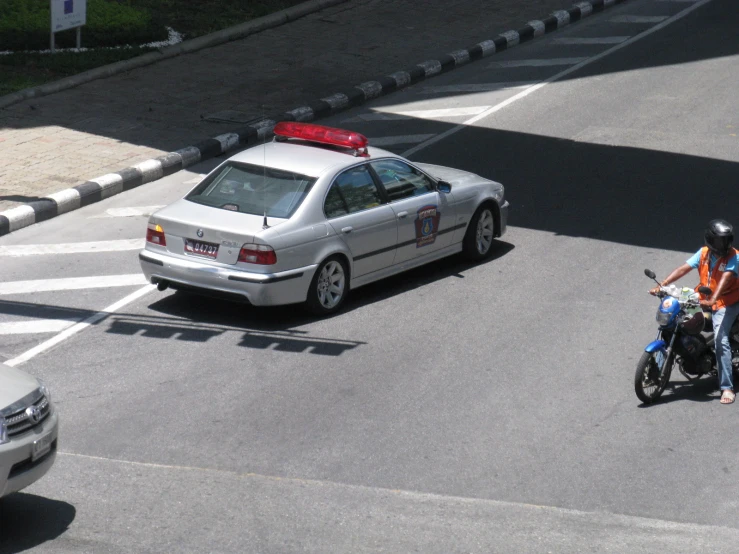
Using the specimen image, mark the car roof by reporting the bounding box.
[228,140,400,178]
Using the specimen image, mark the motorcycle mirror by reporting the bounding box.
[698,286,712,295]
[644,269,656,279]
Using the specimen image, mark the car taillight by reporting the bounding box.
[238,244,276,265]
[146,223,166,246]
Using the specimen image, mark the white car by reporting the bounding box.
[0,363,58,498]
[140,122,509,314]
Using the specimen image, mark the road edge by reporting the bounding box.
[0,0,627,237]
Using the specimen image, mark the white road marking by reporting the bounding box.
[343,106,491,123]
[418,82,535,94]
[487,58,588,67]
[402,0,714,159]
[609,15,669,23]
[183,175,206,186]
[89,206,164,219]
[0,319,77,335]
[5,285,155,367]
[0,274,148,295]
[0,239,143,257]
[552,36,631,44]
[369,134,436,146]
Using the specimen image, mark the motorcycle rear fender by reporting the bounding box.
[645,340,667,353]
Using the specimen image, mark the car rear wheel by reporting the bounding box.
[305,256,349,316]
[463,204,496,261]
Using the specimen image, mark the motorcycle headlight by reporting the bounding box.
[0,415,8,445]
[656,310,674,327]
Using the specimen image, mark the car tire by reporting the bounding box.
[462,203,497,261]
[305,256,349,316]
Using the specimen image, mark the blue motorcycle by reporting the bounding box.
[635,269,724,404]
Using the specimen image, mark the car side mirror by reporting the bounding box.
[437,181,452,193]
[698,286,712,296]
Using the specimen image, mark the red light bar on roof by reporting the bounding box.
[273,122,369,151]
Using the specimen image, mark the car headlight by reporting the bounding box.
[0,415,8,445]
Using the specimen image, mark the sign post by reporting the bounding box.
[50,0,87,53]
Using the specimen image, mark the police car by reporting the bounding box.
[139,122,509,314]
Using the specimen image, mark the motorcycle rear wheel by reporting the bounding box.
[635,351,672,404]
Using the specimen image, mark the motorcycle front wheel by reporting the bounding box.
[634,350,672,404]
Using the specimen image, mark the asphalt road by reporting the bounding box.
[1,0,738,551]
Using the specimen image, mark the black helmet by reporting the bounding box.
[680,311,706,336]
[704,219,734,257]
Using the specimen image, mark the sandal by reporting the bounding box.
[720,390,735,405]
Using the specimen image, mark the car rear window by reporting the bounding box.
[185,162,316,218]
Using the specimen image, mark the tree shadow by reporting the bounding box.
[0,493,76,554]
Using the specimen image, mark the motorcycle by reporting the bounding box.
[635,269,739,404]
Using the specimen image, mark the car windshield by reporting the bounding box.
[185,162,316,219]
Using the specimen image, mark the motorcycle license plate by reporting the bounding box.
[31,432,54,462]
[184,239,219,259]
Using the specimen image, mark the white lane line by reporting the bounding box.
[0,274,148,295]
[183,175,205,186]
[0,239,143,257]
[89,206,164,219]
[5,285,155,367]
[369,134,436,146]
[609,15,669,23]
[487,58,588,67]
[402,0,714,159]
[552,36,631,44]
[343,106,491,123]
[0,319,77,335]
[418,82,535,94]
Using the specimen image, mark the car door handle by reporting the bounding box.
[397,211,408,219]
[341,226,353,234]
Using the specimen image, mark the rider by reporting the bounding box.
[649,220,739,404]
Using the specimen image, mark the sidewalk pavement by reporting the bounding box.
[0,0,593,216]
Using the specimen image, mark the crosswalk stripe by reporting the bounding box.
[487,58,588,67]
[369,134,436,146]
[0,274,148,295]
[609,15,669,23]
[418,82,535,94]
[343,106,491,123]
[0,319,77,335]
[0,239,144,257]
[552,36,631,44]
[89,206,164,219]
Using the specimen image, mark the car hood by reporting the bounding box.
[0,363,40,413]
[416,163,498,188]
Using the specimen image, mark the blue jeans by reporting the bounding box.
[713,303,739,391]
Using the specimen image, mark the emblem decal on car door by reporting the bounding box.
[415,205,441,247]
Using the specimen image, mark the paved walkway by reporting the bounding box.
[0,0,572,212]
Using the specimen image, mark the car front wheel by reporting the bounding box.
[463,204,496,261]
[305,256,349,316]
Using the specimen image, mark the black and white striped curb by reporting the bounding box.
[0,0,628,237]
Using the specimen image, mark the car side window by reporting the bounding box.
[324,165,384,219]
[370,159,434,202]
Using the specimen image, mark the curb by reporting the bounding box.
[0,0,627,238]
[0,0,348,111]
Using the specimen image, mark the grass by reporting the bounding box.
[0,0,307,96]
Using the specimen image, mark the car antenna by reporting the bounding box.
[262,105,270,229]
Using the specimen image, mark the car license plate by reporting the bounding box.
[184,239,219,259]
[31,433,53,462]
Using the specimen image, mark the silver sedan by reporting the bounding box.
[139,122,509,315]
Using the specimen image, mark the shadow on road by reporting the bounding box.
[0,493,75,554]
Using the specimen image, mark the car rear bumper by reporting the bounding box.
[139,250,317,306]
[0,410,59,498]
